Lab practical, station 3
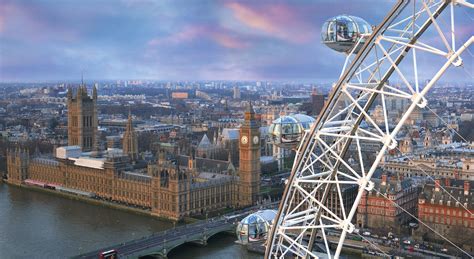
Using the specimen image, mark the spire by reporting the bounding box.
[246,100,255,114]
[158,148,165,165]
[425,127,431,136]
[90,128,101,158]
[214,129,218,144]
[188,147,196,170]
[125,106,133,133]
[228,150,232,163]
[67,86,73,100]
[123,108,138,161]
[76,84,82,99]
[198,134,211,149]
[81,70,84,86]
[34,143,40,156]
[244,100,256,124]
[92,84,97,100]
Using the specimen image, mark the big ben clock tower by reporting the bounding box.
[239,102,260,207]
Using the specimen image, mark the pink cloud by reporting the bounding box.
[148,26,203,45]
[0,3,14,33]
[225,2,314,44]
[0,16,4,33]
[148,25,249,49]
[0,2,79,42]
[212,32,248,49]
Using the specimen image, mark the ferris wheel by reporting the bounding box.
[265,0,473,258]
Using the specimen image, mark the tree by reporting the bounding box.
[454,120,474,142]
[48,117,59,130]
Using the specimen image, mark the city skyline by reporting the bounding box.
[0,0,473,257]
[1,0,472,82]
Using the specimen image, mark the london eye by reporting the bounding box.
[265,0,473,258]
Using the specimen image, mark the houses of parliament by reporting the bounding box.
[6,85,261,220]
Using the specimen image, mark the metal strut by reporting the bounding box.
[265,0,471,258]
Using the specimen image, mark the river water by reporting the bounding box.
[0,183,260,259]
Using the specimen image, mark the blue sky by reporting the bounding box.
[0,0,471,82]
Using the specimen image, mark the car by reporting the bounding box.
[381,236,388,240]
[353,228,360,234]
[414,244,420,249]
[393,237,399,242]
[372,234,379,238]
[362,231,371,236]
[409,222,419,228]
[403,240,412,245]
[441,248,448,252]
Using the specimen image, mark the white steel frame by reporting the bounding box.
[265,0,473,258]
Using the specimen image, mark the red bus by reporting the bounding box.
[99,250,117,259]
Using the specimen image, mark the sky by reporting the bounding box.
[0,0,472,82]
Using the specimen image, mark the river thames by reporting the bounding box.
[0,183,260,258]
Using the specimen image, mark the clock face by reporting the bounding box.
[253,136,259,145]
[241,136,248,144]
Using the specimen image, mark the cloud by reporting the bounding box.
[225,2,315,44]
[148,25,249,49]
[0,0,471,82]
[0,16,4,33]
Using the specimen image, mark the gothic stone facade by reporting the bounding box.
[7,149,240,221]
[67,85,98,152]
[238,103,261,207]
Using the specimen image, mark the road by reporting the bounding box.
[74,217,237,259]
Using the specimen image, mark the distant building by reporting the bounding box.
[239,102,261,207]
[382,146,474,180]
[7,142,240,221]
[415,179,474,252]
[310,88,325,116]
[106,136,121,149]
[150,149,237,220]
[220,128,240,166]
[196,134,216,159]
[6,148,29,185]
[357,174,420,234]
[233,86,241,99]
[171,92,188,99]
[6,99,263,220]
[67,85,98,152]
[122,112,138,161]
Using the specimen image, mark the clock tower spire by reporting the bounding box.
[238,101,260,207]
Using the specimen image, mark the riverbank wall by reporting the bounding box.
[1,179,191,223]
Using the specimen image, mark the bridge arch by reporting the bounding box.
[136,228,234,258]
[164,230,232,256]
